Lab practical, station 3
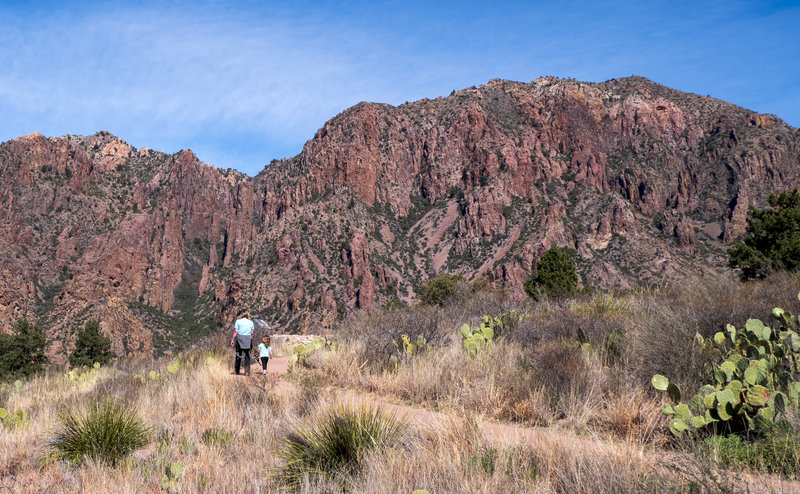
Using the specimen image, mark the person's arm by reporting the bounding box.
[231,324,238,347]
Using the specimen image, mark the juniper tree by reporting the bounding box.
[69,320,115,368]
[728,189,800,280]
[524,246,578,300]
[0,318,47,381]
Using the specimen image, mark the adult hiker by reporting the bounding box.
[231,312,255,375]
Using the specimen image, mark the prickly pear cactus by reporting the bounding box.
[393,334,429,356]
[459,317,496,355]
[167,360,181,374]
[66,363,102,386]
[0,408,28,429]
[161,460,183,492]
[387,334,430,368]
[288,338,327,369]
[652,295,800,435]
[492,309,524,338]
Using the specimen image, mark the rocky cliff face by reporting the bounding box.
[1,76,799,358]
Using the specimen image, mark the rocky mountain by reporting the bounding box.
[2,76,799,359]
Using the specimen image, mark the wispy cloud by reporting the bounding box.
[0,2,404,170]
[0,0,798,175]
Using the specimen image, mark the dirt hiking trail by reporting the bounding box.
[244,356,800,494]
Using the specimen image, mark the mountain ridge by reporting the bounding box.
[1,75,799,361]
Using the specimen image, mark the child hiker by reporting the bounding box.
[258,337,272,374]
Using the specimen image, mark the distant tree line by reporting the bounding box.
[415,245,579,307]
[0,318,114,382]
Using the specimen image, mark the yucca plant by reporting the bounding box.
[45,398,151,466]
[276,404,405,489]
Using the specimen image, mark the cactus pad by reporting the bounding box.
[651,374,669,391]
[745,385,770,407]
[669,418,690,435]
[667,383,681,404]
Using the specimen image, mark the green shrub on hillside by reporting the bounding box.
[69,320,115,368]
[524,246,578,300]
[0,318,47,381]
[728,189,800,280]
[418,273,467,306]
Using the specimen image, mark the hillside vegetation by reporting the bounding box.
[2,274,800,492]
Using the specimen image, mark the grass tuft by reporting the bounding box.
[277,403,405,488]
[701,432,800,478]
[44,398,151,466]
[201,427,234,447]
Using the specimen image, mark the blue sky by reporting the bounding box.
[1,1,798,176]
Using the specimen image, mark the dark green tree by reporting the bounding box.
[0,318,48,381]
[524,246,578,300]
[69,320,115,368]
[728,189,800,280]
[418,273,467,306]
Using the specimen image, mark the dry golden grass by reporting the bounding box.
[301,273,800,447]
[0,349,681,494]
[302,335,667,448]
[350,415,672,494]
[1,351,288,493]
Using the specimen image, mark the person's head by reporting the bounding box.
[239,311,249,320]
[262,336,270,345]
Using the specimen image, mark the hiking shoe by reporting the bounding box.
[262,370,267,374]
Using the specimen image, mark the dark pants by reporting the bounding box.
[234,341,251,375]
[260,356,269,371]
